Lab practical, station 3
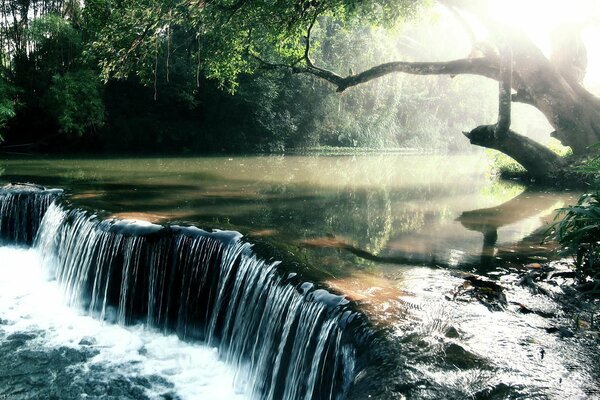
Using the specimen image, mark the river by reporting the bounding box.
[0,154,598,399]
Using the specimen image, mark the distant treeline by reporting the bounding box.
[0,0,495,154]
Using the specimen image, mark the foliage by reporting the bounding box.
[28,14,82,64]
[0,77,18,140]
[487,150,527,178]
[86,0,424,90]
[577,143,600,173]
[552,193,600,288]
[0,0,498,153]
[551,143,600,291]
[46,70,105,136]
[546,137,572,158]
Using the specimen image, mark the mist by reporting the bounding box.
[304,0,600,151]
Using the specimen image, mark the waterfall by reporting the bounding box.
[0,183,63,245]
[30,201,367,400]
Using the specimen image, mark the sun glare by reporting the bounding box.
[488,0,599,51]
[488,0,600,93]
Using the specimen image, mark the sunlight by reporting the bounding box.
[488,0,600,93]
[489,0,599,52]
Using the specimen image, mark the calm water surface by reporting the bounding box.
[0,154,575,267]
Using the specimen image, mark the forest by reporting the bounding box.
[0,0,517,154]
[0,1,600,399]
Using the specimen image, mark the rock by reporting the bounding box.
[525,263,542,269]
[78,336,97,346]
[6,332,37,341]
[545,326,575,338]
[442,343,486,369]
[450,275,507,311]
[444,326,460,338]
[2,182,47,192]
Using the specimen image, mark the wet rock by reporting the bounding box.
[0,336,162,400]
[442,343,486,369]
[78,336,96,346]
[549,271,577,279]
[516,303,555,318]
[6,332,37,341]
[473,382,516,399]
[577,319,591,330]
[160,392,183,400]
[444,326,460,338]
[2,182,47,192]
[106,376,149,398]
[525,263,543,269]
[545,326,575,338]
[449,275,507,311]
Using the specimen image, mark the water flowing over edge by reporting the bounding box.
[0,185,371,400]
[0,183,62,245]
[0,246,247,400]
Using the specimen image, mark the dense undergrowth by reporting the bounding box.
[545,146,600,297]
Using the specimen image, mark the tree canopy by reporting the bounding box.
[0,0,598,172]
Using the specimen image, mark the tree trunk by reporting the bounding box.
[285,6,600,179]
[509,37,600,155]
[464,124,566,180]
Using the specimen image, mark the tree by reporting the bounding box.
[0,75,17,141]
[89,0,600,178]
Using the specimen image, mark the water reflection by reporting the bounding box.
[0,155,575,271]
[457,189,569,268]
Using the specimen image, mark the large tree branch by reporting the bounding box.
[252,54,501,93]
[252,54,500,92]
[464,125,566,180]
[511,89,535,105]
[289,58,499,92]
[495,42,513,138]
[292,9,499,91]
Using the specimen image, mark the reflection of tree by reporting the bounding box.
[252,172,452,252]
[304,189,568,271]
[457,190,562,267]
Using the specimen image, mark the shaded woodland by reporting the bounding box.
[0,0,501,154]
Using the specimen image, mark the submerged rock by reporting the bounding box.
[448,275,507,311]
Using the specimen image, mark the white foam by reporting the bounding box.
[0,246,247,400]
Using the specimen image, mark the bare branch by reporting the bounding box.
[301,12,346,86]
[252,53,499,92]
[303,13,317,67]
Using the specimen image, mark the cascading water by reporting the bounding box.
[0,183,62,245]
[1,185,368,400]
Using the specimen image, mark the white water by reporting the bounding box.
[0,246,246,400]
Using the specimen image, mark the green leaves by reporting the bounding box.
[46,70,105,136]
[84,0,424,91]
[29,14,80,47]
[552,192,600,284]
[555,193,600,249]
[0,77,18,141]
